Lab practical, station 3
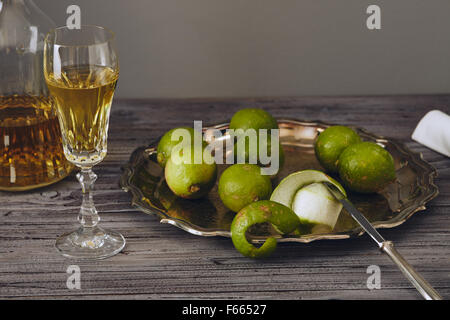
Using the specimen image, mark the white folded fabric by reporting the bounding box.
[412,110,450,157]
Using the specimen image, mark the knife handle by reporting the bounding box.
[381,241,442,300]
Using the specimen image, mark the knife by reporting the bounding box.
[324,182,442,300]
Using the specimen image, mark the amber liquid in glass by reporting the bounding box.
[46,65,118,167]
[0,95,74,191]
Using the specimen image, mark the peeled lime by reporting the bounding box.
[270,170,346,232]
[291,183,342,231]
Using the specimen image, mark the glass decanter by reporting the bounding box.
[0,0,74,191]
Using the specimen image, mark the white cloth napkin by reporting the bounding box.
[412,110,450,157]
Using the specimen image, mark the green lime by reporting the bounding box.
[338,141,396,194]
[315,125,361,173]
[229,108,278,132]
[157,127,197,167]
[218,164,272,213]
[231,200,300,258]
[165,145,217,199]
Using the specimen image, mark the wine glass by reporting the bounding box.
[44,25,125,259]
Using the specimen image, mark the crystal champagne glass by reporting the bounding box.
[44,25,125,259]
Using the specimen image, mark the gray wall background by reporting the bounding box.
[37,0,450,99]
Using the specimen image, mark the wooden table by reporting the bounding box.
[1,96,449,300]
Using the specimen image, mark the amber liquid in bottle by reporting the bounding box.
[0,95,73,191]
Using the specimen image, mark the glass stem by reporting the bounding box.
[76,167,100,228]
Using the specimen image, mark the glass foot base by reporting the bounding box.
[55,226,126,260]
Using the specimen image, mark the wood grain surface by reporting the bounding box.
[1,96,449,300]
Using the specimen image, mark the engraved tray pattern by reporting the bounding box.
[120,119,439,244]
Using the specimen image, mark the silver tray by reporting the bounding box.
[120,119,439,243]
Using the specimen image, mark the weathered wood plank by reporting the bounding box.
[1,95,449,300]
